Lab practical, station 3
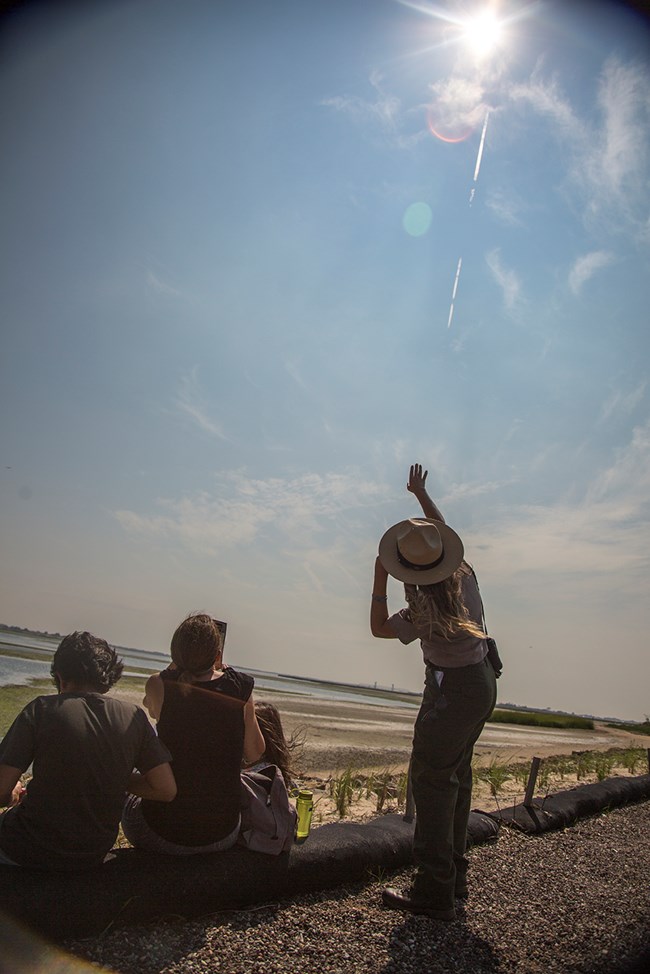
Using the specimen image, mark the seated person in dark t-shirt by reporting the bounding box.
[122,613,265,855]
[0,631,176,870]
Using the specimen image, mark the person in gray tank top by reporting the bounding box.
[370,463,497,921]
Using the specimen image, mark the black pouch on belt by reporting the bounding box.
[485,637,503,678]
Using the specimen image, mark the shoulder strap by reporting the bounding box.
[468,565,489,636]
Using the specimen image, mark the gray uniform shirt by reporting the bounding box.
[387,567,488,668]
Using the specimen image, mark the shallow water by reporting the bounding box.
[0,633,418,709]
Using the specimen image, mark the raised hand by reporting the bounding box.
[407,463,428,495]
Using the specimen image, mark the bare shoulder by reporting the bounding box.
[143,673,165,719]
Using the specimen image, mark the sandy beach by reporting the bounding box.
[112,686,648,775]
[111,685,649,825]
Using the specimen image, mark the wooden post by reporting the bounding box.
[524,757,542,808]
[403,760,415,823]
[647,748,650,773]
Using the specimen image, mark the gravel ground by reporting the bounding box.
[67,801,650,974]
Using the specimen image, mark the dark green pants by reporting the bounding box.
[411,656,497,909]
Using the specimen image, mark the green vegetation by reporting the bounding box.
[606,719,650,737]
[476,759,512,812]
[621,748,645,774]
[328,766,411,817]
[0,645,56,662]
[0,676,147,738]
[488,709,594,730]
[0,681,53,736]
[593,753,616,781]
[329,765,356,818]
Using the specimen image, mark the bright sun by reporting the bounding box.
[463,10,503,58]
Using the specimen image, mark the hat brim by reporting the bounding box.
[378,518,464,585]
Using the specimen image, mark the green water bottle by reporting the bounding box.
[295,789,313,843]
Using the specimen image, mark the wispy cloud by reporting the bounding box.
[469,418,650,587]
[426,75,487,136]
[588,58,650,206]
[175,368,227,440]
[485,248,521,310]
[599,382,646,424]
[568,250,615,294]
[114,469,385,559]
[507,57,650,233]
[485,189,526,227]
[322,71,429,150]
[508,72,583,136]
[441,480,509,505]
[322,72,400,131]
[146,270,181,297]
[284,358,309,391]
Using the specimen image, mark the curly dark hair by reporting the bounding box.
[51,631,124,693]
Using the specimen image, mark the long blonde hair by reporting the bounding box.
[404,562,485,641]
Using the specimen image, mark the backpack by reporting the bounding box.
[239,765,297,855]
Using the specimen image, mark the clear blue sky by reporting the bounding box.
[1,0,649,720]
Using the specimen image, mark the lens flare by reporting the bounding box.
[427,107,475,144]
[403,202,433,237]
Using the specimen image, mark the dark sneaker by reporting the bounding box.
[455,884,469,901]
[382,887,456,921]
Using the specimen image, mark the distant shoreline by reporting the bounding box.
[1,627,646,725]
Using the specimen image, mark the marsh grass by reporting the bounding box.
[606,719,650,737]
[329,766,357,818]
[546,755,573,780]
[621,747,645,774]
[326,766,411,817]
[0,681,54,736]
[488,709,594,730]
[593,753,616,781]
[575,752,595,780]
[373,769,396,813]
[478,759,512,812]
[0,675,149,735]
[323,747,649,824]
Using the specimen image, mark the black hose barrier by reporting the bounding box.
[481,773,650,834]
[0,810,499,941]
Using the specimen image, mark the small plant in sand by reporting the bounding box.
[593,753,615,782]
[396,771,409,810]
[374,769,395,813]
[575,752,594,780]
[547,755,574,780]
[480,759,511,811]
[330,766,356,818]
[510,762,532,791]
[537,761,552,792]
[621,748,644,775]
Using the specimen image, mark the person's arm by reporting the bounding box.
[128,763,177,802]
[0,765,25,808]
[407,463,445,523]
[242,694,265,765]
[370,557,398,639]
[142,674,164,721]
